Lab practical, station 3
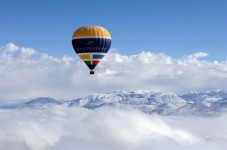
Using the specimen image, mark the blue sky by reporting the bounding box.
[0,0,226,60]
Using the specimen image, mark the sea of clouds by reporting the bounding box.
[0,106,227,150]
[1,43,227,150]
[1,43,227,101]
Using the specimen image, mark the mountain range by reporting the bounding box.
[1,90,227,116]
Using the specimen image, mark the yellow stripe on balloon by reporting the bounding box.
[79,54,90,60]
[72,25,111,39]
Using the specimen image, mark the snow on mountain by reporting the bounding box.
[67,90,187,115]
[0,90,227,116]
[180,89,227,115]
[181,89,227,102]
[22,97,61,107]
[65,89,227,116]
[0,97,61,109]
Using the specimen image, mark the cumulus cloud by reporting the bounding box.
[0,106,226,150]
[0,43,227,100]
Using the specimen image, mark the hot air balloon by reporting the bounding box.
[72,25,111,75]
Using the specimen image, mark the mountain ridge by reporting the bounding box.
[0,90,227,116]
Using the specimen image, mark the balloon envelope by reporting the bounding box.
[72,25,111,74]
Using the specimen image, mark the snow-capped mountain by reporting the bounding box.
[180,89,227,115]
[22,97,61,107]
[0,97,61,109]
[0,90,227,116]
[67,90,188,115]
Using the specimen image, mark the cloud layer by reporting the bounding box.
[1,43,226,150]
[0,43,227,100]
[0,106,226,150]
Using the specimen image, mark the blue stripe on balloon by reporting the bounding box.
[93,54,104,59]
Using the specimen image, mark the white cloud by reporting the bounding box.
[0,43,227,100]
[187,52,209,61]
[0,106,226,150]
[1,43,226,150]
[20,47,36,59]
[4,43,19,52]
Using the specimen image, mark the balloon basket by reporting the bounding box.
[90,70,95,75]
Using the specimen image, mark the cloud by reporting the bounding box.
[1,43,226,150]
[0,106,226,150]
[0,43,227,100]
[187,52,209,60]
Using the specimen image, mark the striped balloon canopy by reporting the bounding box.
[72,25,111,75]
